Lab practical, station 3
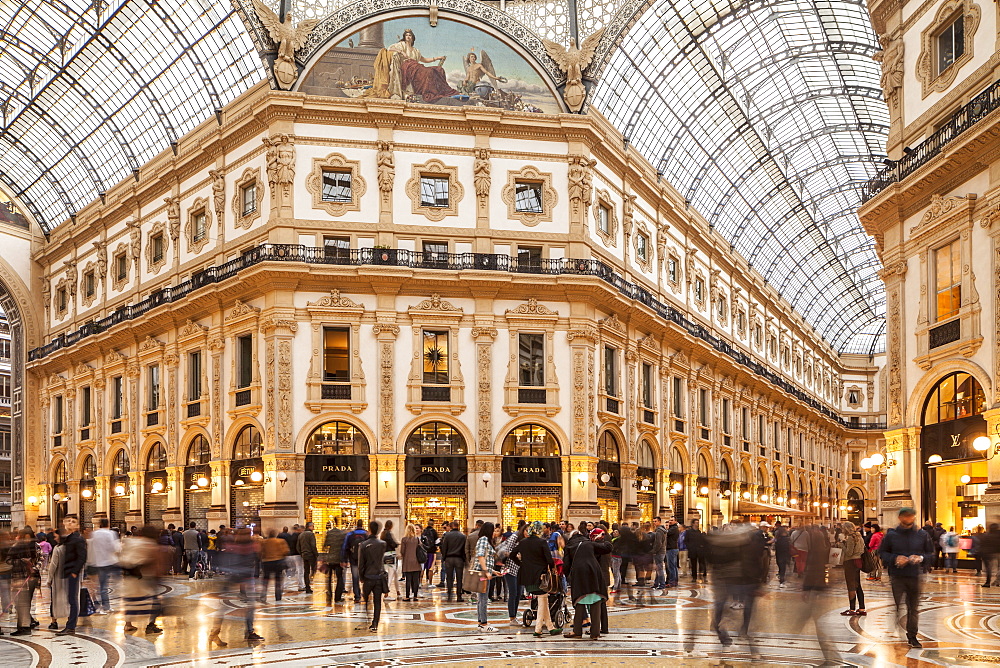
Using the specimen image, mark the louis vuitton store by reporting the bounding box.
[500,424,561,528]
[304,421,372,547]
[404,422,468,528]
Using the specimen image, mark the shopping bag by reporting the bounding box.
[463,569,487,594]
[539,566,561,594]
[828,547,843,566]
[79,586,97,617]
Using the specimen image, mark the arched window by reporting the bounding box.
[233,425,262,459]
[787,474,794,491]
[502,424,558,457]
[597,431,620,462]
[772,473,780,490]
[719,459,731,481]
[923,372,986,425]
[669,447,684,472]
[82,455,97,481]
[847,488,863,502]
[53,460,67,484]
[757,468,766,486]
[308,421,369,455]
[112,449,130,476]
[405,422,466,455]
[187,435,211,466]
[696,453,709,478]
[637,440,656,469]
[147,441,167,471]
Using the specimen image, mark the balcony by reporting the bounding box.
[606,397,620,414]
[642,409,655,424]
[321,384,351,400]
[865,78,1000,200]
[111,420,122,434]
[518,388,546,404]
[146,412,158,427]
[186,401,201,418]
[421,386,451,402]
[235,389,252,407]
[25,243,885,431]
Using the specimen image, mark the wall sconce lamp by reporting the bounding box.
[380,472,392,489]
[961,474,972,484]
[813,501,820,507]
[974,435,1000,460]
[27,496,38,506]
[197,476,210,488]
[759,494,769,502]
[926,454,943,464]
[233,479,245,487]
[189,484,199,491]
[81,488,93,500]
[277,471,288,487]
[577,472,587,488]
[249,471,264,484]
[822,502,830,508]
[722,489,732,497]
[150,481,164,493]
[482,472,492,488]
[790,498,798,505]
[742,491,751,500]
[600,473,611,485]
[52,493,62,502]
[699,486,709,495]
[862,451,895,473]
[114,484,126,496]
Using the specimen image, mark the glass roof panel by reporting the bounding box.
[593,0,886,353]
[0,0,261,232]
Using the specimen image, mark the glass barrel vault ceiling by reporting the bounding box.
[592,0,888,355]
[0,0,260,234]
[0,0,887,354]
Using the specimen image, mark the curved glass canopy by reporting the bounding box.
[592,0,887,354]
[0,0,260,235]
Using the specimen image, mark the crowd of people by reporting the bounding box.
[0,509,996,651]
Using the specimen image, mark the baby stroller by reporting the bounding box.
[191,550,213,580]
[522,559,570,628]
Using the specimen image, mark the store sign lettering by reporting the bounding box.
[239,466,257,476]
[516,467,544,474]
[950,434,961,447]
[322,465,352,472]
[421,466,451,473]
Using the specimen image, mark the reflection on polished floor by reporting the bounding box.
[3,565,1000,667]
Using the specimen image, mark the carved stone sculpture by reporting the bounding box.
[164,196,180,243]
[377,141,395,203]
[252,0,318,90]
[873,34,903,111]
[541,29,605,112]
[473,148,491,204]
[93,241,107,285]
[209,169,225,228]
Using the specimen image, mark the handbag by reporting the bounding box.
[538,565,560,594]
[415,543,428,565]
[383,553,397,566]
[463,568,487,594]
[828,546,843,566]
[79,586,97,617]
[860,549,878,573]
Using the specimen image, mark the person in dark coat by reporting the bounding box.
[880,508,936,648]
[979,523,1000,587]
[773,521,792,587]
[564,528,612,639]
[324,522,347,603]
[510,521,558,636]
[685,522,707,582]
[57,515,87,635]
[357,521,387,633]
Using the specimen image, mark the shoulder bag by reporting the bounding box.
[463,568,487,594]
[538,565,561,594]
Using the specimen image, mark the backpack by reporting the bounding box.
[415,540,428,565]
[947,533,959,548]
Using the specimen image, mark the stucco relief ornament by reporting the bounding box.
[473,148,490,204]
[873,35,903,111]
[541,28,605,112]
[164,196,180,242]
[209,170,225,227]
[252,0,318,90]
[377,141,395,203]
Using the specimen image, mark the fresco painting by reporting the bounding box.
[299,17,561,113]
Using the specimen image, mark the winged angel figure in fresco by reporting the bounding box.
[253,0,318,89]
[462,49,508,91]
[541,28,605,112]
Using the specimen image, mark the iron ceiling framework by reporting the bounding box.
[0,0,261,236]
[592,0,888,354]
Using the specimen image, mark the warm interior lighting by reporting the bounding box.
[52,493,62,502]
[821,502,829,508]
[927,454,943,464]
[114,484,126,496]
[577,472,587,487]
[759,494,769,502]
[81,489,92,499]
[197,476,209,488]
[860,458,871,469]
[234,479,244,486]
[974,436,991,452]
[813,501,820,507]
[189,484,199,490]
[723,489,732,497]
[151,481,163,493]
[27,496,38,505]
[700,486,709,495]
[790,498,798,505]
[242,501,250,507]
[776,496,785,503]
[250,471,263,483]
[742,491,751,499]
[961,474,972,484]
[601,473,611,484]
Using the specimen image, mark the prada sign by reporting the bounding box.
[406,456,468,483]
[306,455,370,483]
[502,457,561,484]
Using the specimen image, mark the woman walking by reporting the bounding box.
[866,524,884,582]
[400,524,422,601]
[473,522,502,632]
[564,528,612,640]
[941,526,960,573]
[497,523,526,625]
[46,534,68,630]
[511,521,560,637]
[259,529,289,603]
[7,529,40,635]
[839,522,866,617]
[380,521,401,601]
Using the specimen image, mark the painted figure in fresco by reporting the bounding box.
[462,50,508,91]
[366,28,457,102]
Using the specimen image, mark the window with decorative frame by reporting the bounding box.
[504,299,559,415]
[83,269,95,299]
[635,231,650,266]
[406,159,463,221]
[593,191,618,246]
[306,153,365,217]
[232,168,264,228]
[503,166,556,226]
[917,0,980,96]
[113,247,128,287]
[186,198,212,254]
[305,290,367,413]
[934,238,961,322]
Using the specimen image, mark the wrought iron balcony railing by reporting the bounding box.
[28,244,885,431]
[864,79,1000,201]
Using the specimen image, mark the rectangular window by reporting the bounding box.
[722,398,731,434]
[514,181,543,213]
[699,388,708,426]
[938,15,965,73]
[188,351,202,401]
[422,241,448,265]
[56,287,67,312]
[81,386,91,426]
[148,365,160,410]
[193,212,207,242]
[694,278,704,302]
[667,258,678,283]
[0,374,9,399]
[641,363,653,408]
[518,333,544,386]
[115,253,127,281]
[54,395,63,433]
[0,431,9,456]
[321,170,352,202]
[236,335,253,389]
[323,236,351,260]
[322,327,350,383]
[422,330,449,384]
[757,415,765,444]
[741,407,750,440]
[112,376,123,419]
[84,270,95,298]
[151,233,164,263]
[241,182,258,216]
[773,422,780,450]
[717,297,726,320]
[935,239,961,321]
[672,377,683,418]
[636,234,649,262]
[0,339,9,359]
[419,176,449,207]
[604,346,617,396]
[597,205,610,234]
[517,245,543,269]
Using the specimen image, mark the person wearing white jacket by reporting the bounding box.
[941,527,960,573]
[88,519,120,614]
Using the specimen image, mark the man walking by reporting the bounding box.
[288,525,304,591]
[665,516,680,588]
[357,521,387,633]
[342,520,369,601]
[56,515,87,635]
[440,521,467,601]
[182,521,202,580]
[879,508,935,648]
[325,521,347,602]
[298,522,318,594]
[89,518,120,613]
[651,517,667,589]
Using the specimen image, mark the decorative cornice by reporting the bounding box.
[409,293,462,313]
[225,299,260,321]
[307,289,362,309]
[506,297,557,316]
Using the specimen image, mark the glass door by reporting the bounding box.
[405,494,467,529]
[307,496,371,551]
[501,494,560,528]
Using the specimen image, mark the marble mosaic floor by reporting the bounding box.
[3,568,1000,667]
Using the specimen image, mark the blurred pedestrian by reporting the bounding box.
[298,522,318,594]
[564,527,611,640]
[839,522,866,616]
[260,528,288,603]
[7,529,40,636]
[511,521,558,637]
[880,508,935,648]
[324,521,346,602]
[357,521,387,633]
[941,526,959,573]
[56,515,87,635]
[120,525,167,635]
[209,527,263,645]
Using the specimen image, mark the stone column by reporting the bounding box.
[980,408,1000,518]
[882,427,919,518]
[125,470,143,527]
[621,463,639,521]
[66,480,81,519]
[260,454,303,534]
[471,326,497,455]
[685,473,700,526]
[92,476,110,522]
[565,456,600,523]
[469,455,501,524]
[162,465,184,527]
[372,322,399,454]
[206,460,230,528]
[372,454,403,530]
